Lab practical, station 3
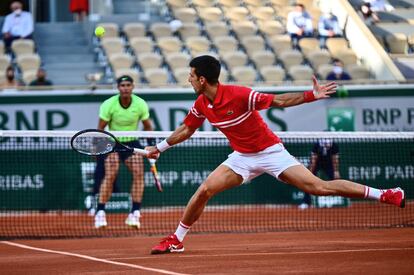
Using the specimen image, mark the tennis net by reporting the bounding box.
[0,130,413,239]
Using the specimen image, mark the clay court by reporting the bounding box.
[1,228,414,274]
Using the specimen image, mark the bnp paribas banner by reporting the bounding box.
[0,136,413,211]
[0,87,413,131]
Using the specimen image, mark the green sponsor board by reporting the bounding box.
[327,107,355,131]
[0,139,413,211]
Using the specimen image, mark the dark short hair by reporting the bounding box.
[117,75,133,85]
[189,55,221,84]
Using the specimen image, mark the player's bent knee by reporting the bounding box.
[196,184,215,200]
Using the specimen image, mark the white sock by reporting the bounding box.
[364,186,382,200]
[174,221,190,242]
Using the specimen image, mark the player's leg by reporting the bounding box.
[94,153,120,228]
[151,165,243,254]
[124,154,144,228]
[279,165,405,207]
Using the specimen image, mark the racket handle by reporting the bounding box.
[133,148,149,156]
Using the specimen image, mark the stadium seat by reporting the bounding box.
[260,65,286,83]
[214,36,239,54]
[11,39,35,56]
[326,38,349,56]
[178,23,201,40]
[129,37,154,55]
[231,66,257,84]
[347,64,371,80]
[224,7,250,22]
[257,20,285,37]
[289,64,314,81]
[270,0,290,9]
[108,53,134,71]
[250,6,277,21]
[114,68,140,84]
[137,52,163,71]
[333,49,358,66]
[173,8,198,23]
[22,69,37,85]
[166,0,187,8]
[307,49,332,70]
[317,64,335,80]
[245,0,266,6]
[218,0,239,8]
[279,50,304,70]
[198,7,223,23]
[205,22,230,39]
[251,50,277,69]
[267,35,292,55]
[298,37,320,57]
[98,23,119,38]
[385,33,409,54]
[16,54,41,72]
[101,37,124,56]
[165,52,191,70]
[219,67,229,82]
[150,23,173,40]
[157,36,183,54]
[144,68,169,87]
[221,51,248,70]
[0,55,11,72]
[185,36,211,56]
[192,0,212,7]
[0,41,4,54]
[231,21,258,38]
[241,35,266,56]
[123,22,146,41]
[173,67,190,86]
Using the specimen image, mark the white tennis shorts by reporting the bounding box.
[222,143,301,183]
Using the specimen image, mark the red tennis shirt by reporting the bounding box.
[183,83,282,153]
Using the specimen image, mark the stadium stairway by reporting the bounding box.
[34,22,102,86]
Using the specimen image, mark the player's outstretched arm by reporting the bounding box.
[146,124,196,159]
[271,76,337,108]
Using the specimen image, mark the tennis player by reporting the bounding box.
[94,75,154,229]
[146,55,405,254]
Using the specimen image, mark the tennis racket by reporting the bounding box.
[70,129,149,156]
[71,129,163,192]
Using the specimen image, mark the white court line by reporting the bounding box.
[108,247,414,261]
[1,241,189,275]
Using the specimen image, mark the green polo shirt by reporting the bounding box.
[99,94,150,141]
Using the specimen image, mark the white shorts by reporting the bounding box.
[222,143,301,183]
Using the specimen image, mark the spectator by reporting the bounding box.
[359,3,380,25]
[1,1,34,53]
[364,0,394,12]
[326,59,352,81]
[318,12,343,48]
[0,66,23,90]
[286,4,313,49]
[69,0,89,22]
[29,68,53,86]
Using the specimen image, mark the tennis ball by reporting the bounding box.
[94,26,105,38]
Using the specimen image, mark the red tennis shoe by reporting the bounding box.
[151,234,184,254]
[380,187,405,208]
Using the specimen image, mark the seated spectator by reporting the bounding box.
[326,59,352,81]
[286,4,313,49]
[1,1,34,53]
[359,3,380,25]
[0,66,23,90]
[318,12,343,48]
[364,0,394,12]
[29,68,53,86]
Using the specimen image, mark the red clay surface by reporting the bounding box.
[1,228,414,275]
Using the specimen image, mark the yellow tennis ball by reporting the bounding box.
[94,26,105,38]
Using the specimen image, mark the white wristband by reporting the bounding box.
[156,139,172,152]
